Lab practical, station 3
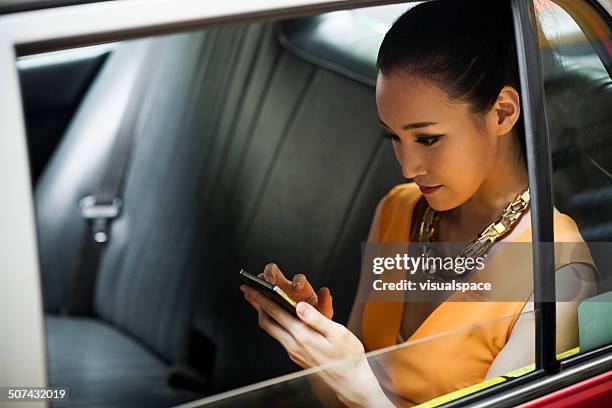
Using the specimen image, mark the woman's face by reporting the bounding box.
[376,71,499,212]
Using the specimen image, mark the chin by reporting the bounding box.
[423,192,461,212]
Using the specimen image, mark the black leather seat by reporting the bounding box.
[187,20,403,392]
[46,316,199,407]
[546,66,612,241]
[36,33,217,406]
[35,18,402,404]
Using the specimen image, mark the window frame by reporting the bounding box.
[0,0,610,405]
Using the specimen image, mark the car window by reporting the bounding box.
[186,311,537,408]
[17,0,611,407]
[536,0,612,356]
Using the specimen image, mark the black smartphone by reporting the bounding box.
[239,269,298,317]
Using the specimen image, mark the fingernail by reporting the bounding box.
[297,302,309,317]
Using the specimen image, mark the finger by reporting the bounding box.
[247,289,325,367]
[242,286,298,350]
[263,263,291,287]
[288,355,309,369]
[248,293,311,369]
[256,307,298,351]
[241,286,261,309]
[257,272,274,287]
[257,310,314,371]
[260,264,276,284]
[245,286,326,351]
[316,287,334,320]
[292,274,318,305]
[296,301,339,338]
[243,285,299,333]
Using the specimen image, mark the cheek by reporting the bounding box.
[426,138,491,210]
[391,141,403,165]
[445,151,483,192]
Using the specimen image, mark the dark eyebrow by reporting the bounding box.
[378,118,438,130]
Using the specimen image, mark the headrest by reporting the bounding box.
[277,4,414,87]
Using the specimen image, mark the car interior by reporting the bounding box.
[17,1,611,407]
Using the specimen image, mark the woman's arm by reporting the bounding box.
[241,285,395,407]
[307,197,386,407]
[307,373,346,407]
[485,263,598,379]
[242,197,390,407]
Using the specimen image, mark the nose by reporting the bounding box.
[394,144,427,180]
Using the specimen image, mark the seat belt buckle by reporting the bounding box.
[79,196,123,244]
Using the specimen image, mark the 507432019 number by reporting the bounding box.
[3,387,68,401]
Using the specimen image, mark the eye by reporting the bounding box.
[382,131,401,143]
[414,134,443,146]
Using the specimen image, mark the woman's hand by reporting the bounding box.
[258,263,333,320]
[240,271,394,408]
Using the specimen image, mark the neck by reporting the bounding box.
[447,133,528,231]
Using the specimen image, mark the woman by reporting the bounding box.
[239,1,597,406]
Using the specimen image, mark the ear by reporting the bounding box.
[491,85,520,136]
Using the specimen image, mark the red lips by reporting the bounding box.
[417,184,441,194]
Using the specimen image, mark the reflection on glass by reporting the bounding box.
[535,0,612,356]
[184,312,538,408]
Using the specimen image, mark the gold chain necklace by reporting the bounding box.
[418,188,530,278]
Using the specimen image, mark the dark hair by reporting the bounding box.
[377,0,526,162]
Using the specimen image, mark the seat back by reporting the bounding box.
[545,65,612,293]
[538,1,612,293]
[35,20,403,389]
[190,22,403,391]
[35,33,216,364]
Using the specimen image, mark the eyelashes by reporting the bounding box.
[382,131,443,146]
[381,131,401,143]
[415,134,442,146]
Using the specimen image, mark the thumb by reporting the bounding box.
[296,301,336,338]
[292,274,318,304]
[316,287,334,320]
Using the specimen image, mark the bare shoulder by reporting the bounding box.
[486,262,598,379]
[552,211,586,242]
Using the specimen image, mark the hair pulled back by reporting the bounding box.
[377,0,526,159]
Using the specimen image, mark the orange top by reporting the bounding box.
[361,183,595,406]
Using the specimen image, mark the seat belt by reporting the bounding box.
[67,42,157,315]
